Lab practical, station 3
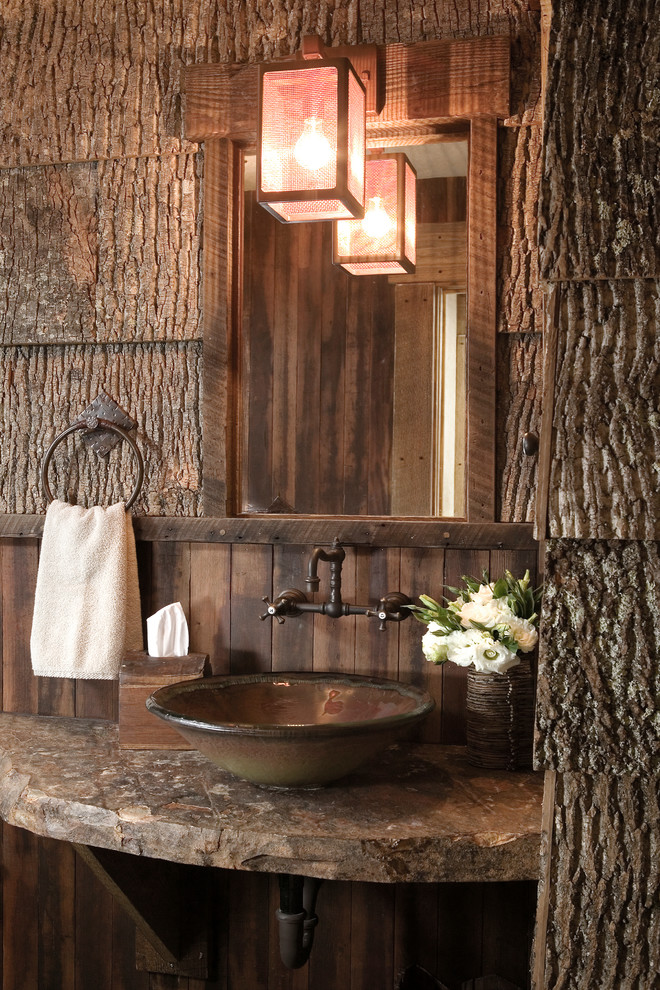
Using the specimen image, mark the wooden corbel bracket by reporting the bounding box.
[74,845,211,978]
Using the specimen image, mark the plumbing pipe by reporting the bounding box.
[276,874,323,969]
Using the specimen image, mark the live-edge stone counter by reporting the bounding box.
[0,712,544,884]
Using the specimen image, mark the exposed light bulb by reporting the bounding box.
[361,196,393,240]
[293,117,333,171]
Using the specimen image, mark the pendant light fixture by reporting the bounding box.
[257,39,366,223]
[333,152,417,275]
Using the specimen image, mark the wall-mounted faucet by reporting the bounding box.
[260,539,412,631]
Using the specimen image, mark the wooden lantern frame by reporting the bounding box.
[333,151,417,275]
[256,56,366,223]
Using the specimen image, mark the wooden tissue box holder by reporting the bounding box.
[119,650,210,750]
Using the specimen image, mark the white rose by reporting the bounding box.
[504,615,538,653]
[458,598,512,629]
[470,583,495,605]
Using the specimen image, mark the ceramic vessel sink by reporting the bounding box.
[146,671,434,788]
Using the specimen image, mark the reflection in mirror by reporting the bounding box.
[240,137,467,518]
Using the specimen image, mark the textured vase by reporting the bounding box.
[465,654,535,770]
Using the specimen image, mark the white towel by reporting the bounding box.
[30,500,143,679]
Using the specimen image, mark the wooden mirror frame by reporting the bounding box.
[181,37,512,546]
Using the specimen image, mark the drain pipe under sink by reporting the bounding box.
[276,874,323,969]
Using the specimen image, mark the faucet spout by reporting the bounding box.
[306,538,345,597]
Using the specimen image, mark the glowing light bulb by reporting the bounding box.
[361,196,393,240]
[293,117,333,171]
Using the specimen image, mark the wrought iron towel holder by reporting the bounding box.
[41,415,144,511]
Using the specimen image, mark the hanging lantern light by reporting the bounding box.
[257,47,366,223]
[333,152,417,275]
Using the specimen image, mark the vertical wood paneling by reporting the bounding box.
[466,118,498,522]
[189,543,232,674]
[400,547,445,743]
[38,838,76,990]
[2,824,39,990]
[229,544,273,674]
[271,545,315,672]
[350,882,396,990]
[226,872,270,990]
[354,547,401,680]
[307,880,352,990]
[293,222,324,513]
[393,883,439,981]
[441,549,490,744]
[1,541,39,715]
[75,854,115,990]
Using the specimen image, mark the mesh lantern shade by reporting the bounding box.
[257,58,366,222]
[333,153,417,275]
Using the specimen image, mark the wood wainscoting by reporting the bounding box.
[0,534,539,990]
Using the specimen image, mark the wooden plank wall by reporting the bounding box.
[0,2,546,989]
[241,177,467,517]
[533,2,660,987]
[0,538,539,990]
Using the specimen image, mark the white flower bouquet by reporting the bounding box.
[409,570,542,675]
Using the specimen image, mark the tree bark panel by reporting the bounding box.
[535,539,660,774]
[540,772,660,990]
[547,279,660,540]
[497,126,543,334]
[539,0,660,280]
[496,332,542,523]
[0,342,202,515]
[96,154,203,342]
[0,164,97,345]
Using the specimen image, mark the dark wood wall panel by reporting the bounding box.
[539,0,660,281]
[547,279,660,540]
[0,342,202,516]
[0,535,538,990]
[535,539,659,774]
[242,196,397,516]
[540,773,660,990]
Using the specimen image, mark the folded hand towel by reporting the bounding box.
[30,500,143,679]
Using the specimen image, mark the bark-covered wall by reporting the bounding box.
[534,3,660,987]
[0,5,545,990]
[0,0,543,520]
[540,774,660,990]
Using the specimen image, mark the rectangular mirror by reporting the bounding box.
[240,137,468,517]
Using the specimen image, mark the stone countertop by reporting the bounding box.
[0,713,544,883]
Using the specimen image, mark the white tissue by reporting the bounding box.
[146,602,189,657]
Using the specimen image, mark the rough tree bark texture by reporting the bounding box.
[0,0,544,523]
[548,279,660,540]
[535,539,660,774]
[542,773,660,990]
[0,164,98,345]
[0,343,202,515]
[496,333,542,523]
[498,125,542,334]
[539,0,660,281]
[535,6,660,987]
[96,154,203,342]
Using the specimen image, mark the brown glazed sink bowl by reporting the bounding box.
[146,672,434,788]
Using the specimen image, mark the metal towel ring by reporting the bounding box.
[41,417,144,511]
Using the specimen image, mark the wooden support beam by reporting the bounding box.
[74,845,211,978]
